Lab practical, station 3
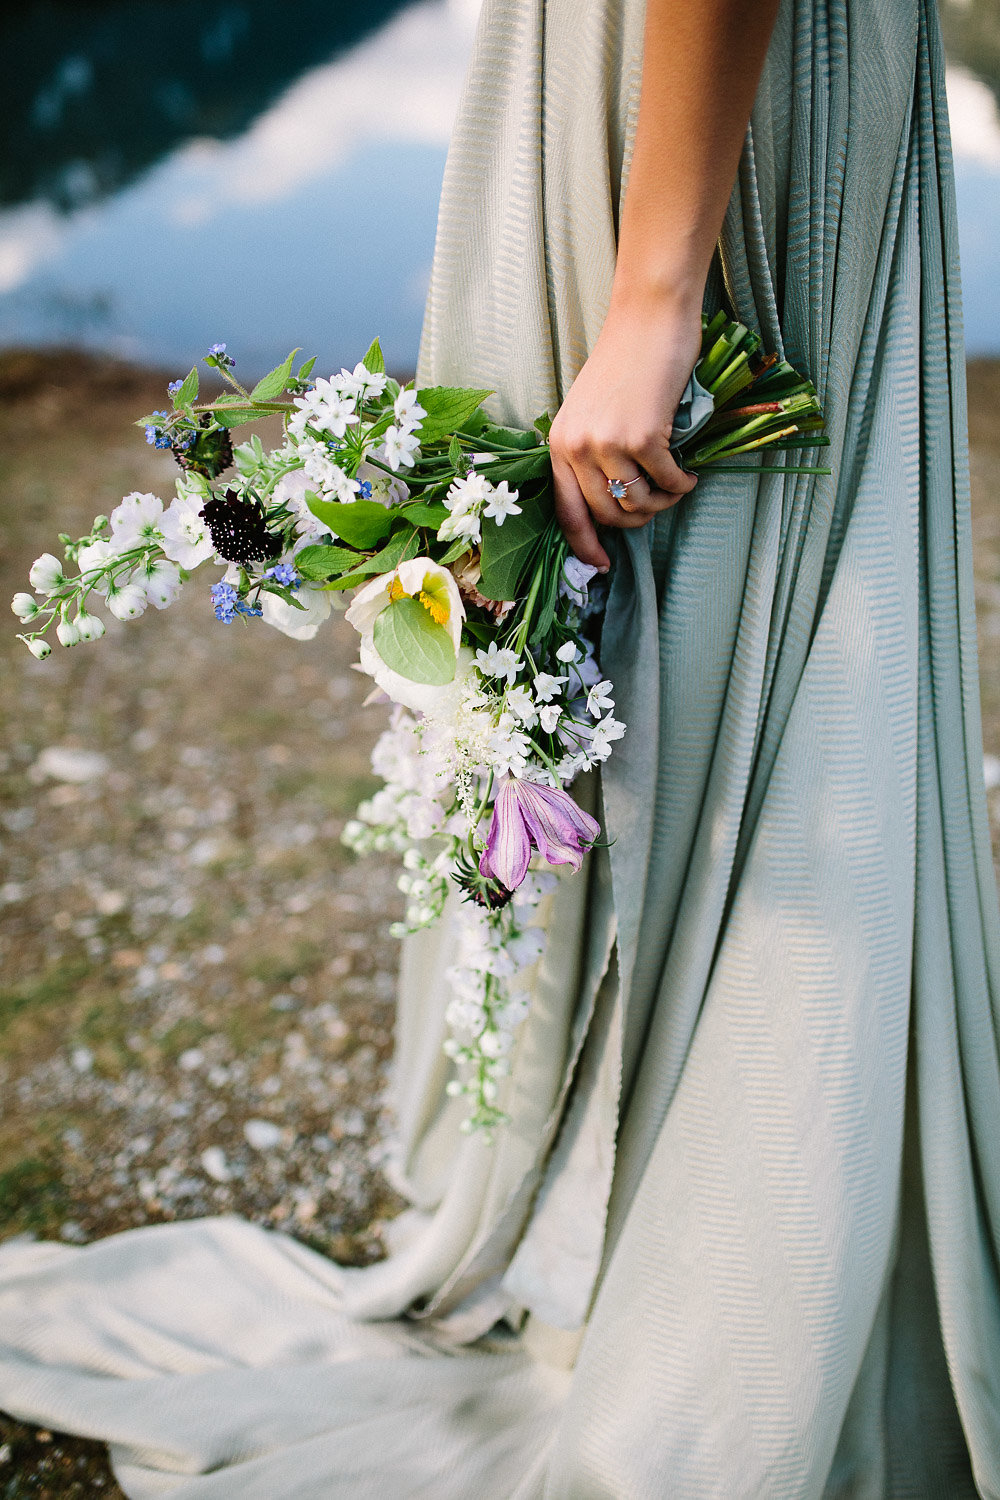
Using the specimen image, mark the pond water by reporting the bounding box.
[0,0,998,376]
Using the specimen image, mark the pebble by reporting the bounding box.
[200,1147,231,1183]
[985,753,1000,791]
[71,1047,94,1073]
[178,1048,205,1071]
[33,746,109,783]
[244,1119,283,1150]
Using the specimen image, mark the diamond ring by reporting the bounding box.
[606,475,643,501]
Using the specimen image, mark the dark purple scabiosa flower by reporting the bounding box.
[200,490,281,567]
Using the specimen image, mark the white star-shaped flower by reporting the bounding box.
[482,481,522,526]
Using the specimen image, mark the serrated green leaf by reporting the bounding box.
[533,411,552,439]
[476,421,538,451]
[400,500,449,529]
[172,368,199,409]
[297,355,317,380]
[259,581,306,610]
[212,407,274,428]
[448,434,463,468]
[321,570,370,592]
[304,495,395,549]
[361,337,386,375]
[478,488,551,601]
[415,386,493,444]
[361,527,420,574]
[294,544,364,581]
[373,597,456,685]
[250,349,299,403]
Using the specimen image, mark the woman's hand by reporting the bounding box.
[549,294,703,569]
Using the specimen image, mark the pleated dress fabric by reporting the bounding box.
[1,0,999,1494]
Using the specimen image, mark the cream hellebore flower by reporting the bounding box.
[345,557,468,714]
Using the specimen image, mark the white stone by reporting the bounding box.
[178,1048,205,1071]
[71,1046,94,1073]
[200,1147,231,1183]
[244,1118,282,1150]
[984,753,1000,791]
[34,746,109,783]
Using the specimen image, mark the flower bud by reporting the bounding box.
[56,616,81,647]
[26,638,51,659]
[75,611,105,642]
[28,553,64,594]
[11,593,39,621]
[107,584,148,621]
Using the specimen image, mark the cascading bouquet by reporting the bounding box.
[13,314,828,1132]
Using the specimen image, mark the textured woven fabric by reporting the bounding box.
[1,0,999,1494]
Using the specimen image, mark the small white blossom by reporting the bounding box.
[445,472,492,514]
[160,493,214,568]
[106,583,148,621]
[143,559,184,610]
[29,553,64,595]
[589,713,626,761]
[394,388,427,432]
[505,686,538,726]
[27,638,51,659]
[56,615,81,646]
[538,703,562,733]
[382,425,421,471]
[109,492,165,550]
[439,507,482,545]
[482,481,522,525]
[11,593,38,621]
[587,679,615,717]
[476,642,521,684]
[75,611,105,642]
[555,640,579,663]
[533,672,567,703]
[335,362,387,400]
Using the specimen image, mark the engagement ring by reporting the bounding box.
[606,476,642,500]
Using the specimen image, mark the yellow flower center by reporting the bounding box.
[386,571,451,627]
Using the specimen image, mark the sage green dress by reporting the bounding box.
[1,0,999,1495]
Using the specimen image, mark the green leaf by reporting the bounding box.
[415,386,493,444]
[437,537,472,567]
[321,569,371,592]
[304,495,395,549]
[373,597,456,685]
[212,406,275,429]
[361,337,386,375]
[297,355,317,380]
[476,421,538,451]
[251,349,300,403]
[400,500,449,529]
[533,411,553,440]
[478,487,552,601]
[448,434,463,469]
[172,368,199,409]
[294,544,364,581]
[477,449,550,486]
[362,527,420,574]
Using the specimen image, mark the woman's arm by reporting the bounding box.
[549,0,780,569]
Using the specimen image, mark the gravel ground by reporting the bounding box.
[1,350,999,1494]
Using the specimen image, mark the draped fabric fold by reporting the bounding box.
[1,0,999,1494]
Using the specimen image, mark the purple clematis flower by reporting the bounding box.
[479,777,601,891]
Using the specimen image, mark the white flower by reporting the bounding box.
[109,492,165,550]
[533,672,567,702]
[482,481,522,525]
[555,640,579,663]
[76,539,116,592]
[75,611,105,641]
[589,713,626,760]
[538,703,562,733]
[160,493,215,568]
[586,679,615,717]
[142,559,184,610]
[438,507,482,546]
[56,615,81,646]
[335,362,387,400]
[260,576,332,641]
[293,379,359,438]
[27,639,51,660]
[29,553,64,595]
[561,555,600,603]
[106,583,148,621]
[382,425,421,471]
[271,468,327,543]
[445,471,492,514]
[394,388,426,432]
[356,460,408,509]
[11,593,38,621]
[505,686,538,726]
[476,642,521,684]
[346,559,468,714]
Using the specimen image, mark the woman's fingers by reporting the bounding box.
[628,438,698,504]
[551,455,611,570]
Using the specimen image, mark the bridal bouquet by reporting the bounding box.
[13,317,827,1132]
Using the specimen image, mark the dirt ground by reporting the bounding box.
[0,351,999,1494]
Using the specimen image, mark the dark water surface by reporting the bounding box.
[0,0,997,376]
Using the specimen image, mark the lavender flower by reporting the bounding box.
[479,777,601,891]
[263,563,301,588]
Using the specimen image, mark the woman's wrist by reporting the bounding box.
[607,261,707,327]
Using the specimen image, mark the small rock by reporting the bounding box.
[244,1119,282,1150]
[62,1128,84,1151]
[201,944,227,965]
[985,753,1000,791]
[60,1221,88,1244]
[178,1048,205,1072]
[71,1046,94,1073]
[200,1147,231,1182]
[95,889,127,916]
[0,882,25,904]
[270,993,297,1012]
[34,745,109,783]
[0,806,35,833]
